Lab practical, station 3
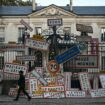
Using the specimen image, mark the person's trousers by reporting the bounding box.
[15,86,30,99]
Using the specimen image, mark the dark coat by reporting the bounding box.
[18,74,25,87]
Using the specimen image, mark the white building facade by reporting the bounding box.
[0,1,105,73]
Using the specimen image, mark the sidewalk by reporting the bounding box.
[0,95,105,105]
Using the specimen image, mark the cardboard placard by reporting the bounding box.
[4,63,27,75]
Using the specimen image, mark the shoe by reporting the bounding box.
[28,97,31,101]
[13,99,18,101]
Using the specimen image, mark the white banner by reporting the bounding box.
[4,63,27,75]
[66,90,86,98]
[25,38,49,51]
[79,72,91,91]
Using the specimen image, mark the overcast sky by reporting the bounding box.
[23,0,105,6]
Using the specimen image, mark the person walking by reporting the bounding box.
[14,70,31,101]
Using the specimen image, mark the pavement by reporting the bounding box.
[0,95,105,105]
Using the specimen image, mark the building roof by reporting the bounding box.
[0,5,105,16]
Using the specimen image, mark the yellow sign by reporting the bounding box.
[12,60,21,64]
[32,35,44,41]
[100,70,105,74]
[8,41,16,44]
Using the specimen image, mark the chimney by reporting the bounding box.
[32,0,36,11]
[70,0,73,11]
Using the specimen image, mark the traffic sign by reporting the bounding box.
[55,45,80,64]
[47,60,60,76]
[76,24,93,33]
[16,55,36,61]
[31,70,48,86]
[20,19,33,32]
[25,38,49,51]
[47,19,62,26]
